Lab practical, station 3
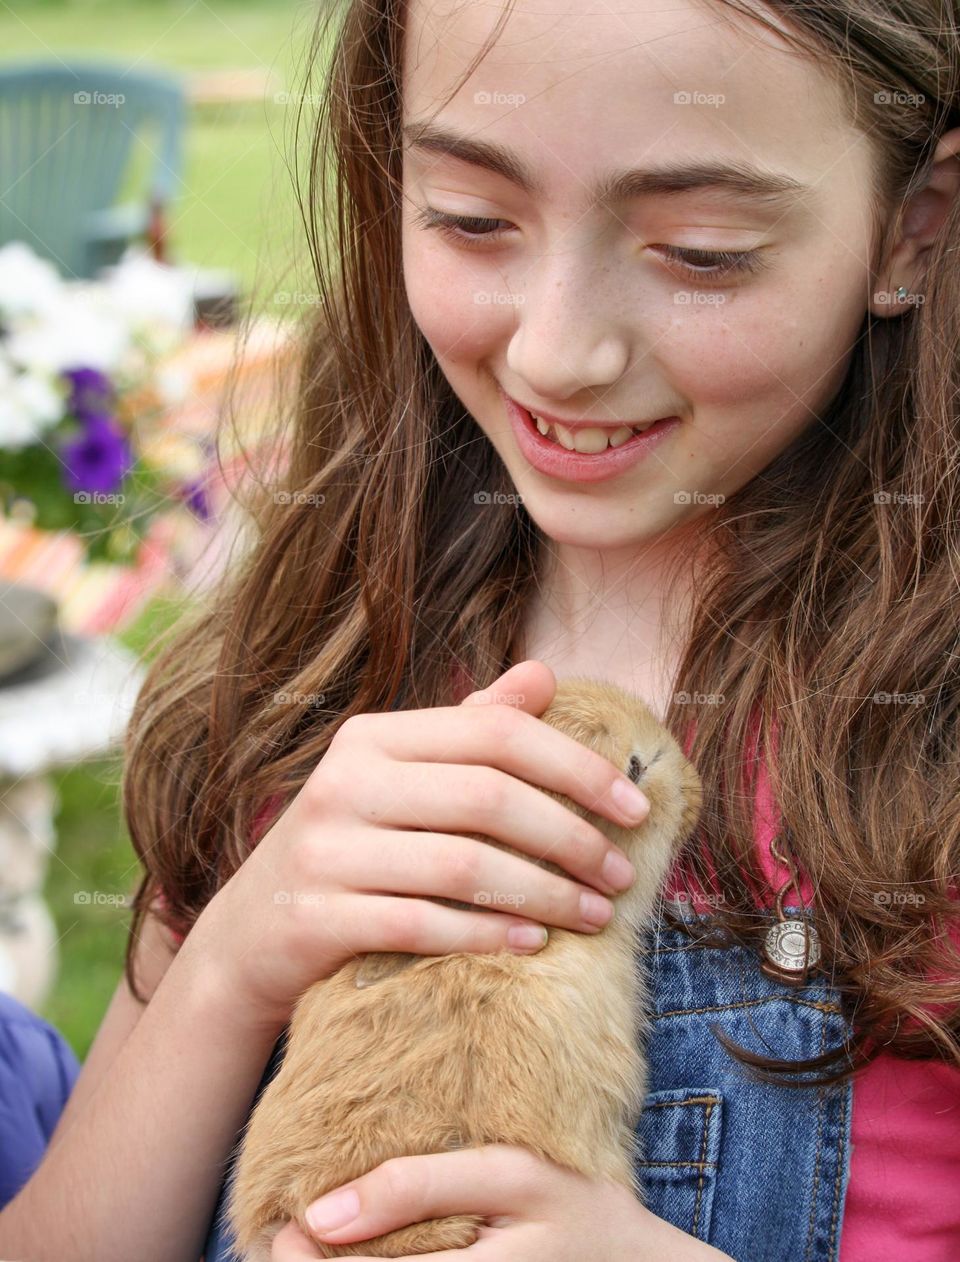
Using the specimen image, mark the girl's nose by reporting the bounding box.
[504,266,633,397]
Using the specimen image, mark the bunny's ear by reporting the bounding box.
[354,951,420,989]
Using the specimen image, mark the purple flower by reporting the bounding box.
[62,367,115,423]
[61,415,132,494]
[182,476,212,521]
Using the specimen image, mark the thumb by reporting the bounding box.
[460,658,556,717]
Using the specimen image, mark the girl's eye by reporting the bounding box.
[411,207,766,281]
[411,207,512,247]
[654,243,765,280]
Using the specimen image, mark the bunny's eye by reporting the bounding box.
[627,755,646,783]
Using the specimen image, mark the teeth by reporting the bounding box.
[606,426,637,449]
[531,412,654,452]
[554,423,578,451]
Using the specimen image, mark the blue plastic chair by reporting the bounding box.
[0,59,186,279]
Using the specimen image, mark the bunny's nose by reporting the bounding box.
[627,755,646,783]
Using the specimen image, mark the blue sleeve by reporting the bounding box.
[0,992,81,1209]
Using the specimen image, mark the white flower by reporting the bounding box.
[4,294,130,375]
[0,353,65,450]
[0,242,193,443]
[101,248,195,351]
[0,242,63,321]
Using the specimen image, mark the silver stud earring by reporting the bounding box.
[895,285,909,301]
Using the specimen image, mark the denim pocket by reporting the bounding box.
[635,1085,723,1242]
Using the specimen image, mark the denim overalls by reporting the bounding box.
[202,903,854,1261]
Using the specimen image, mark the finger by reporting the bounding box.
[318,1227,530,1261]
[302,1146,548,1247]
[327,891,551,957]
[320,1253,477,1261]
[272,1219,326,1260]
[338,819,619,933]
[355,669,650,832]
[336,754,636,902]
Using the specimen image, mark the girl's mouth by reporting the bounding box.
[500,389,681,485]
[529,412,661,453]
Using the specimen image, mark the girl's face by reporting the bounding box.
[400,0,882,552]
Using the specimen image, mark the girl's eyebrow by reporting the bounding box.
[402,119,814,212]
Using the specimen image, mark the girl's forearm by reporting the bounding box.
[0,944,283,1262]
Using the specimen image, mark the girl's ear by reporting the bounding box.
[869,126,960,319]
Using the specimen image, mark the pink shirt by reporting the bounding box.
[663,714,960,1259]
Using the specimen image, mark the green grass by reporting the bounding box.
[1,1,309,70]
[0,0,321,311]
[40,757,138,1060]
[40,593,193,1061]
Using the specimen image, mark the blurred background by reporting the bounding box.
[0,0,321,1060]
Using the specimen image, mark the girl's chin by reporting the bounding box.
[508,491,679,547]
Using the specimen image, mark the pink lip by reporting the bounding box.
[499,388,681,484]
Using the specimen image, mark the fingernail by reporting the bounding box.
[580,890,614,927]
[306,1187,361,1234]
[611,778,649,822]
[507,923,549,951]
[602,850,636,891]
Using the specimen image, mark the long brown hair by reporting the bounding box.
[122,0,960,1085]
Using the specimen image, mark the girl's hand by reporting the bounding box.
[186,658,650,1032]
[268,1145,735,1261]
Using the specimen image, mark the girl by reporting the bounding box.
[4,0,959,1258]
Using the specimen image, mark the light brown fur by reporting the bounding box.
[227,678,703,1259]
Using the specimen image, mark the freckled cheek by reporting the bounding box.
[660,301,855,422]
[403,243,511,363]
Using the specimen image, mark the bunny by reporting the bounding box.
[226,677,703,1259]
